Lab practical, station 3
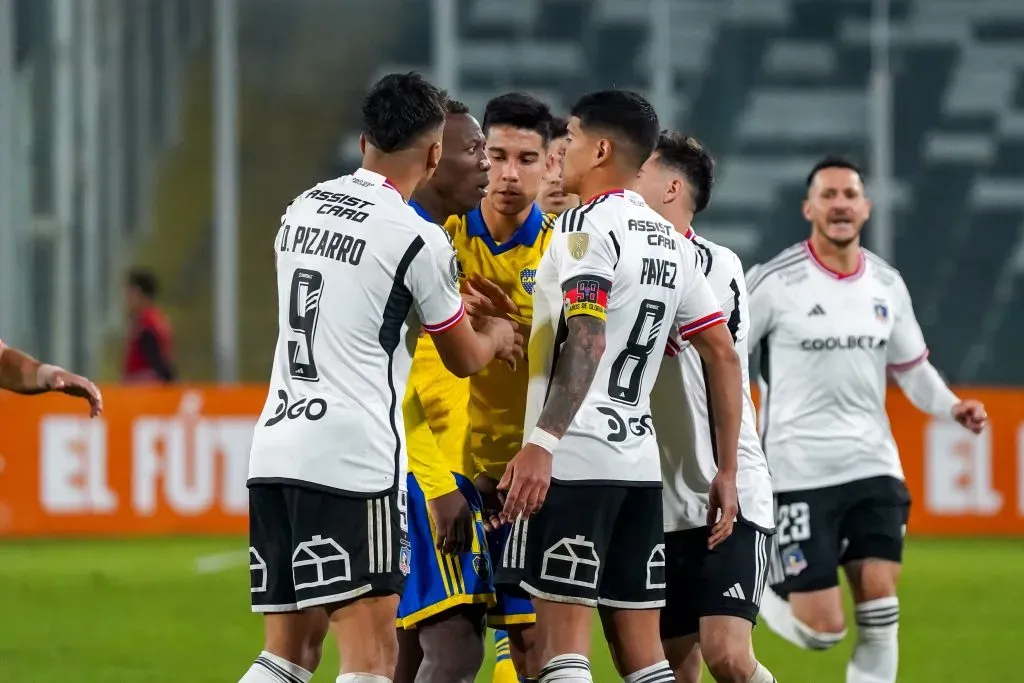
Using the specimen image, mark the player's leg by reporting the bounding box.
[288,486,408,679]
[491,629,519,682]
[658,528,707,683]
[596,488,674,682]
[241,484,322,682]
[396,474,493,682]
[498,483,622,682]
[759,487,847,650]
[840,476,910,683]
[696,522,777,682]
[487,522,539,680]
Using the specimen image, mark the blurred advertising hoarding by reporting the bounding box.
[0,386,1022,536]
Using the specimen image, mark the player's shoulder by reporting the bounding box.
[541,211,558,232]
[745,241,810,292]
[862,248,904,288]
[690,232,744,279]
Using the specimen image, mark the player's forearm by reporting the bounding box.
[891,360,959,418]
[705,347,743,474]
[0,344,47,394]
[536,316,606,438]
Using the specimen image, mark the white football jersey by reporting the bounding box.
[525,190,725,485]
[652,229,774,531]
[747,240,929,492]
[248,168,465,495]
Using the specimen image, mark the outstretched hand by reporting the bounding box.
[38,365,103,417]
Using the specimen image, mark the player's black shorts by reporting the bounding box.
[769,475,910,597]
[495,482,664,609]
[248,483,408,612]
[660,521,773,639]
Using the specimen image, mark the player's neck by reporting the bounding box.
[808,230,861,275]
[666,207,694,237]
[361,161,420,205]
[408,185,447,223]
[576,170,633,206]
[480,197,531,243]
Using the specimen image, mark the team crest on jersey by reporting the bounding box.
[567,233,590,260]
[782,544,808,577]
[520,267,537,294]
[873,298,889,322]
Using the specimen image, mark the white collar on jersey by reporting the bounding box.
[352,167,404,200]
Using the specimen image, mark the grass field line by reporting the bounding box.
[194,548,249,574]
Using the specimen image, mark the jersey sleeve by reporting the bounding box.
[721,252,749,344]
[674,241,727,340]
[550,211,618,321]
[406,226,466,335]
[886,275,929,370]
[744,263,775,346]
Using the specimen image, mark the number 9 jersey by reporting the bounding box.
[524,190,726,485]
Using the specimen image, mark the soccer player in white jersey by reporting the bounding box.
[239,73,523,683]
[637,133,777,683]
[748,157,987,683]
[495,91,744,683]
[0,339,103,416]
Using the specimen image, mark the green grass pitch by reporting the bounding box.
[0,537,1019,682]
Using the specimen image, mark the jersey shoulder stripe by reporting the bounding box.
[541,212,557,232]
[746,249,807,292]
[863,248,900,276]
[560,195,608,233]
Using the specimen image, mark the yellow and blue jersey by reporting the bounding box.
[449,204,555,482]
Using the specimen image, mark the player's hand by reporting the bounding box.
[707,470,738,549]
[475,474,503,530]
[477,316,524,371]
[498,443,552,523]
[427,489,474,555]
[37,364,103,418]
[462,274,520,321]
[952,399,987,434]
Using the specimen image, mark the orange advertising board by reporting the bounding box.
[0,385,1022,537]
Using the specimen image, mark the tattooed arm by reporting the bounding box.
[535,316,607,438]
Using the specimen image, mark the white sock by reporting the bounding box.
[846,597,899,683]
[539,653,592,682]
[749,662,777,682]
[336,675,392,682]
[240,651,313,683]
[758,587,808,649]
[623,659,674,682]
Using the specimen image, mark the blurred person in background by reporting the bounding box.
[748,157,988,683]
[0,339,103,416]
[536,116,580,215]
[122,268,176,384]
[637,133,777,683]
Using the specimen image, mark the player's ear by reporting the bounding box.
[358,133,367,155]
[863,197,873,218]
[665,178,683,205]
[801,199,813,222]
[594,138,612,167]
[427,140,442,171]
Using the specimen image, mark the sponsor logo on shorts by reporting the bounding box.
[646,544,666,590]
[781,544,808,577]
[541,535,600,588]
[292,535,352,589]
[249,547,268,593]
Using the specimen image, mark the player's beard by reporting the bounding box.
[817,221,863,249]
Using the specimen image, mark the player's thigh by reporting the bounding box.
[770,487,843,597]
[597,487,667,674]
[697,521,771,630]
[660,528,706,644]
[329,593,402,675]
[840,476,909,601]
[398,473,494,630]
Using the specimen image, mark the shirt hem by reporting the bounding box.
[772,470,904,494]
[247,476,398,498]
[551,477,662,488]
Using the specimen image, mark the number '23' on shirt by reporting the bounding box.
[524,189,726,486]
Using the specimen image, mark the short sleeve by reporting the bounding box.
[406,227,465,334]
[721,252,748,344]
[886,276,929,370]
[550,211,619,321]
[674,241,726,340]
[745,263,775,347]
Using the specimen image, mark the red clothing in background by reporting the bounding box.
[123,306,176,383]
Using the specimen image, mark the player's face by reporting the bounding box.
[803,167,872,247]
[485,124,547,216]
[538,135,581,215]
[433,113,490,215]
[561,116,603,197]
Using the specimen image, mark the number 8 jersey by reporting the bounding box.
[524,190,726,484]
[248,168,466,496]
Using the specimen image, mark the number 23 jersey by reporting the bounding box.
[525,190,726,485]
[248,168,466,496]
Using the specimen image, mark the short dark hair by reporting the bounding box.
[569,90,660,170]
[361,72,446,153]
[127,268,159,299]
[654,132,716,214]
[438,90,470,117]
[550,115,569,140]
[806,156,863,187]
[482,93,553,143]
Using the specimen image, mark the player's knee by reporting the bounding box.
[792,618,846,651]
